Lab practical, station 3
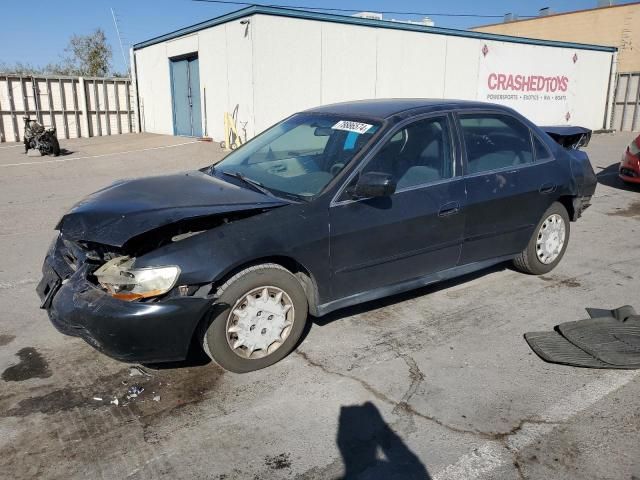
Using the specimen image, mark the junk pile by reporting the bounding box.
[525,305,640,369]
[92,366,161,406]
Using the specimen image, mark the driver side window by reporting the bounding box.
[360,116,453,190]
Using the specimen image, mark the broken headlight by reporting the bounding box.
[94,256,180,301]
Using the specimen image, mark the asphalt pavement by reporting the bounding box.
[0,131,638,479]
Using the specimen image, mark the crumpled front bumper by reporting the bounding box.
[37,239,212,363]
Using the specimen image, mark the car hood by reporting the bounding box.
[57,170,290,247]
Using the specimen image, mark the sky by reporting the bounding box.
[0,0,636,74]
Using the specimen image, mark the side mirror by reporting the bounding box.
[352,172,396,198]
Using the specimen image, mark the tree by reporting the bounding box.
[0,29,114,77]
[63,29,112,77]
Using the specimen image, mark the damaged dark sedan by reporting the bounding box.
[37,99,597,372]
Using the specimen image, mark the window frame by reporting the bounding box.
[531,131,556,164]
[331,112,458,206]
[454,110,538,178]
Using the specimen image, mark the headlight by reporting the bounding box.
[94,256,180,301]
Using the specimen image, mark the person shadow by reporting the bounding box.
[337,402,431,479]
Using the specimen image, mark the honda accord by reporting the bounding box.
[37,99,597,372]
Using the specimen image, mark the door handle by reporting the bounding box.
[438,201,460,217]
[539,183,556,194]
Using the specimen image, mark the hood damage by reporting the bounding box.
[55,170,290,256]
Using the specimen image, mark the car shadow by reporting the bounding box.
[337,401,431,479]
[311,262,508,328]
[150,262,509,371]
[596,162,640,192]
[143,337,212,370]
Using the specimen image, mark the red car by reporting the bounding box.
[619,133,640,184]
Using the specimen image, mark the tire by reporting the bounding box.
[201,263,308,373]
[49,136,60,157]
[513,202,570,275]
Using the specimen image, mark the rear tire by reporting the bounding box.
[201,264,308,373]
[49,136,60,157]
[513,202,570,275]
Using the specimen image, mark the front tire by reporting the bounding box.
[513,202,570,275]
[202,264,308,373]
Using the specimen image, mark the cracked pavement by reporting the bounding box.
[1,132,639,479]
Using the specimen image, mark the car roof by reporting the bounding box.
[305,98,507,120]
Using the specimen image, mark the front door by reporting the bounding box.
[170,56,202,137]
[329,115,465,300]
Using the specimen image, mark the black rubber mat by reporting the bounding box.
[525,306,640,369]
[558,318,640,368]
[524,331,610,368]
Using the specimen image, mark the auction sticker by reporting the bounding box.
[332,120,373,134]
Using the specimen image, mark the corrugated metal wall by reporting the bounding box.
[0,75,136,143]
[611,72,640,131]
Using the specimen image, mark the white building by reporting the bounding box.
[131,6,617,141]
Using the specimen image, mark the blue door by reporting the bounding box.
[170,57,202,137]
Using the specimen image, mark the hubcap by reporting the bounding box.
[536,213,566,264]
[226,286,294,359]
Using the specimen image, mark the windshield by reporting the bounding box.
[212,113,380,199]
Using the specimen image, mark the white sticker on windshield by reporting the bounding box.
[332,120,373,134]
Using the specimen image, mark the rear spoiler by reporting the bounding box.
[541,126,592,150]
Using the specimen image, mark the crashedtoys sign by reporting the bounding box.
[476,41,597,125]
[487,73,569,93]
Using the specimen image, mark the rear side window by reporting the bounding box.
[533,134,554,162]
[459,114,534,174]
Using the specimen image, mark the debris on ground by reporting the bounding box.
[128,385,144,395]
[153,395,161,402]
[129,366,153,377]
[110,398,119,406]
[93,397,102,401]
[126,385,145,399]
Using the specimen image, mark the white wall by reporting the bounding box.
[476,39,614,128]
[252,15,322,132]
[134,20,255,141]
[133,14,616,140]
[249,15,614,132]
[134,42,173,135]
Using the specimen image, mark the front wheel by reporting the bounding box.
[201,264,308,373]
[513,202,570,275]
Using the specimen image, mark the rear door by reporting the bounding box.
[329,114,466,299]
[457,112,562,265]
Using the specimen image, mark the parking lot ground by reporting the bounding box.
[0,132,639,480]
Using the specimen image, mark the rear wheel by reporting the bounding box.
[48,136,60,157]
[201,264,308,373]
[513,202,570,275]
